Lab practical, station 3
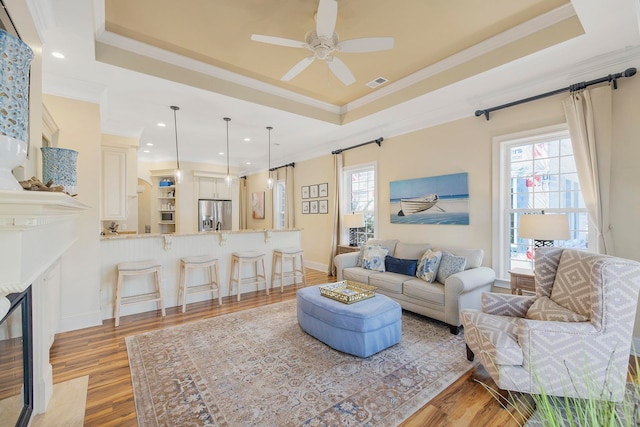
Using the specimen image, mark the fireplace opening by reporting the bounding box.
[0,287,33,427]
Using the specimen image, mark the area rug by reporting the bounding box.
[126,300,474,426]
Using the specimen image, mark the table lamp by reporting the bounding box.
[519,213,570,248]
[343,212,365,246]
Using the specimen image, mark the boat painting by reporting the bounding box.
[390,172,469,225]
[398,194,439,216]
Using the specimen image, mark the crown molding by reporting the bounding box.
[343,3,577,114]
[96,30,342,115]
[25,0,56,44]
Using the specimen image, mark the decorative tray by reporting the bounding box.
[319,280,376,304]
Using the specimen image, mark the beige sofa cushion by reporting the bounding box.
[403,278,445,306]
[393,242,431,260]
[433,247,484,270]
[368,272,406,294]
[343,267,382,284]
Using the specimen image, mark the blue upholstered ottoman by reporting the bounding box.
[296,285,402,358]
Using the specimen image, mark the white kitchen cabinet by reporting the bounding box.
[101,146,127,220]
[196,176,232,200]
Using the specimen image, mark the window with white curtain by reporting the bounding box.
[274,179,285,229]
[493,125,589,279]
[342,163,376,244]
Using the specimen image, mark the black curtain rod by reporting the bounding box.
[269,162,295,172]
[475,67,637,120]
[332,137,383,155]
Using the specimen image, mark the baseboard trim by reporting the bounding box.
[57,310,102,333]
[304,261,329,275]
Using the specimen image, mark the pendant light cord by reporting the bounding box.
[171,106,180,169]
[224,117,231,176]
[267,126,272,172]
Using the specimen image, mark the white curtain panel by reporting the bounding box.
[270,169,278,229]
[328,152,344,275]
[562,86,613,254]
[284,166,295,229]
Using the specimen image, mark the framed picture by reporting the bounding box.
[302,201,310,214]
[319,199,328,214]
[310,200,318,214]
[301,186,309,199]
[252,191,265,219]
[310,184,319,198]
[318,183,328,197]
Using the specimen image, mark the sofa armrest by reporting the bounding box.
[444,266,495,295]
[444,266,495,327]
[334,252,359,281]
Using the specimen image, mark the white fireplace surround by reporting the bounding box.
[0,190,88,414]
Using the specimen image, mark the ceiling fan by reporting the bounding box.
[250,0,394,86]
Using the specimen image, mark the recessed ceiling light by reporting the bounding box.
[51,51,65,59]
[146,142,154,146]
[218,151,224,155]
[157,122,166,127]
[244,138,251,142]
[246,162,251,165]
[142,150,150,153]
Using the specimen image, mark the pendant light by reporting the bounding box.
[170,105,183,184]
[266,126,273,190]
[224,117,232,187]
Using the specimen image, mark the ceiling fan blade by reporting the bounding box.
[338,37,395,53]
[316,0,338,38]
[251,34,306,49]
[282,56,315,81]
[327,56,355,86]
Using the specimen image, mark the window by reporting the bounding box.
[343,163,376,244]
[493,126,588,279]
[274,179,285,229]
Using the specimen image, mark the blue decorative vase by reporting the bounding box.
[41,147,78,195]
[0,29,33,190]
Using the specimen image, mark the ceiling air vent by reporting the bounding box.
[366,77,389,88]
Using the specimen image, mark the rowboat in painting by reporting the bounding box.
[398,194,439,216]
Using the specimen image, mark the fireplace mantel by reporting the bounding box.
[0,191,89,293]
[0,190,89,414]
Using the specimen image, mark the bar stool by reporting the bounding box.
[271,247,307,293]
[228,251,268,301]
[178,255,222,312]
[114,260,165,327]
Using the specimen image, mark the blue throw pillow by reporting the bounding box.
[436,252,467,283]
[385,256,418,276]
[416,249,442,282]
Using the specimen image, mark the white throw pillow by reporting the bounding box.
[416,249,442,283]
[362,245,389,272]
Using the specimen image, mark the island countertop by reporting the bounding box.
[100,228,302,240]
[99,228,302,321]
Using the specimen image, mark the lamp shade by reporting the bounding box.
[519,214,570,241]
[344,212,365,229]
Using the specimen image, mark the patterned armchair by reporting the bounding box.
[461,248,640,401]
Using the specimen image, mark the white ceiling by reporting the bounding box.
[36,0,640,175]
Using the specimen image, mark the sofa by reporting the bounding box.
[334,239,496,334]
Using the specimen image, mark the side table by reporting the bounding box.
[509,268,535,295]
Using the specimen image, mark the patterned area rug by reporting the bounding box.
[126,300,474,426]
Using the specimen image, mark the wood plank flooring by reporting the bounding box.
[47,269,632,426]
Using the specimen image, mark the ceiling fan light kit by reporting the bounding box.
[251,0,394,86]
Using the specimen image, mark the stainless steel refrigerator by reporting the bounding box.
[198,199,232,231]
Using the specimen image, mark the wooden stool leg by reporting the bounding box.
[155,268,166,317]
[262,257,269,295]
[279,255,285,292]
[300,253,307,286]
[114,272,123,327]
[213,262,222,305]
[271,253,277,292]
[292,255,299,287]
[180,262,187,313]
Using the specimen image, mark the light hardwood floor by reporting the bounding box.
[48,268,632,426]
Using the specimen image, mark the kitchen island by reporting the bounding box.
[100,229,301,321]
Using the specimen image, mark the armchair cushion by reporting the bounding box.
[526,296,588,322]
[550,250,596,317]
[482,292,536,317]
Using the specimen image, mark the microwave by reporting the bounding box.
[161,212,174,222]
